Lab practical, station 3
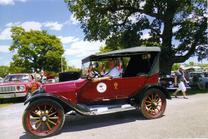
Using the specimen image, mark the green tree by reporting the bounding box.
[65,0,207,74]
[99,45,113,53]
[66,66,81,72]
[10,26,66,73]
[0,66,10,77]
[189,61,195,66]
[171,63,180,71]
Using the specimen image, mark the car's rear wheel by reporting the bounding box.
[140,88,166,119]
[23,99,65,137]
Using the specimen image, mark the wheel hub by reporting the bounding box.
[41,116,47,122]
[151,102,157,108]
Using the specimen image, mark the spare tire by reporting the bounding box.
[59,72,81,82]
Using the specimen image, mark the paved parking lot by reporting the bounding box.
[0,93,208,139]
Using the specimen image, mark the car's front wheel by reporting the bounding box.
[140,88,166,119]
[22,99,65,137]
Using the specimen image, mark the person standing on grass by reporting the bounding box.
[173,65,188,99]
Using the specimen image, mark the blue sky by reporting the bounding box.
[0,0,207,68]
[0,0,104,68]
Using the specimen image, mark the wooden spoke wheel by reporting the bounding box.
[140,88,166,119]
[23,99,65,137]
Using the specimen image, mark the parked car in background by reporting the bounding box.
[159,74,176,90]
[22,47,171,137]
[159,72,190,91]
[189,72,208,89]
[0,73,41,99]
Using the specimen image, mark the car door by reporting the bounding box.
[78,79,117,103]
[109,76,147,99]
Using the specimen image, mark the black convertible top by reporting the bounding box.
[82,46,161,63]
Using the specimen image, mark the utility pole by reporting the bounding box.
[61,56,63,72]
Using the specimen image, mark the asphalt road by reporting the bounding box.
[0,93,208,139]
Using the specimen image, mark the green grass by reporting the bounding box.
[187,88,208,95]
[169,88,208,96]
[0,103,13,108]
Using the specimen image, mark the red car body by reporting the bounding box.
[43,74,159,104]
[23,47,171,137]
[0,73,41,98]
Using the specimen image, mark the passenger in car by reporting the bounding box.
[92,59,120,82]
[104,59,120,78]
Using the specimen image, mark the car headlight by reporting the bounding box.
[17,85,26,92]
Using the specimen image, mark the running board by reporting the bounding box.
[90,104,136,115]
[67,104,136,116]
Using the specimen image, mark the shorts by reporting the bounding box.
[178,81,187,92]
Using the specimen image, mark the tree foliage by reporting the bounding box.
[0,66,10,77]
[65,0,207,74]
[10,26,66,73]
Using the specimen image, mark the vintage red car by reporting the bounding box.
[23,47,171,137]
[0,73,41,99]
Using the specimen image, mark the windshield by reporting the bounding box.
[81,58,127,78]
[3,74,30,82]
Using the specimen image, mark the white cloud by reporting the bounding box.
[21,21,42,31]
[140,1,146,8]
[0,27,11,40]
[0,0,26,5]
[0,45,10,53]
[141,32,151,39]
[58,36,80,44]
[6,21,64,31]
[43,22,63,31]
[172,25,180,33]
[5,22,21,27]
[65,40,105,68]
[141,29,151,39]
[70,14,80,25]
[0,21,42,40]
[0,21,65,40]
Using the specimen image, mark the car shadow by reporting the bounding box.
[19,110,146,139]
[0,97,25,104]
[62,110,145,133]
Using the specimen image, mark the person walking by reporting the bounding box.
[173,65,188,99]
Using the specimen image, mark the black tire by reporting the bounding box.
[140,88,166,119]
[22,99,65,137]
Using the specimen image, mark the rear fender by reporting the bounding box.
[133,84,171,102]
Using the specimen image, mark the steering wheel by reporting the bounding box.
[87,70,101,79]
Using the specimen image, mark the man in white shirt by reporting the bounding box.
[92,59,120,82]
[104,60,120,78]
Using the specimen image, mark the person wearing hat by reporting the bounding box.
[173,65,188,99]
[92,59,120,82]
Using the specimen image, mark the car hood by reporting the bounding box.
[43,79,87,94]
[0,81,28,86]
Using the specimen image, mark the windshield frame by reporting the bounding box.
[3,74,31,82]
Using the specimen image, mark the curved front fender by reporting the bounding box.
[24,92,75,113]
[24,91,91,115]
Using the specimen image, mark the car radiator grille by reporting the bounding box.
[0,86,17,93]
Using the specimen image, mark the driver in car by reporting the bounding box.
[103,59,120,78]
[92,59,120,82]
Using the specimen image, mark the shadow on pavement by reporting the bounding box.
[62,110,145,132]
[0,97,25,104]
[19,110,146,139]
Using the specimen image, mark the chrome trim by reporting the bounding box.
[0,92,26,98]
[0,85,26,93]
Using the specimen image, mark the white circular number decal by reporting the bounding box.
[96,82,107,93]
